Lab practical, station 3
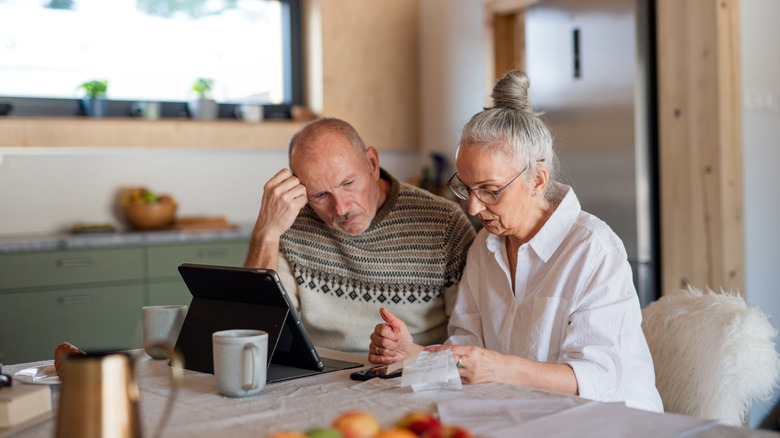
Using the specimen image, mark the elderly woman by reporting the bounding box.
[368,70,663,412]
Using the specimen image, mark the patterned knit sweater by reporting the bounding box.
[277,169,475,354]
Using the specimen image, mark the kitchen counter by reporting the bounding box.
[0,225,253,253]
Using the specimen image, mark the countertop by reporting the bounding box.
[0,225,253,253]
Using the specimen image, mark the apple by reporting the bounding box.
[143,191,158,203]
[420,426,473,438]
[373,428,418,438]
[396,411,441,435]
[265,431,308,438]
[122,187,176,206]
[305,426,344,438]
[331,411,381,438]
[157,194,175,204]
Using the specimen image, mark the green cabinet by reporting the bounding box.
[0,238,249,364]
[145,240,248,305]
[147,280,191,307]
[0,248,144,291]
[146,240,248,279]
[0,247,145,363]
[0,284,145,363]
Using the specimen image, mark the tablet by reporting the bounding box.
[175,263,362,382]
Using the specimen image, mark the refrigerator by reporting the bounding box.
[524,0,658,307]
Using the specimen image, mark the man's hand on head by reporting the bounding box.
[254,169,308,239]
[245,168,308,270]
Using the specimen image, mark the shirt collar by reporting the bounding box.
[484,183,581,262]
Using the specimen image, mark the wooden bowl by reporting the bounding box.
[123,202,176,230]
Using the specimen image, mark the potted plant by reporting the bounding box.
[78,79,108,118]
[188,77,218,120]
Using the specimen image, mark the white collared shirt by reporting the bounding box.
[446,183,663,412]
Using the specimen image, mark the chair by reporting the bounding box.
[641,285,780,426]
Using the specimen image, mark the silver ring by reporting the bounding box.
[375,346,380,355]
[457,358,463,368]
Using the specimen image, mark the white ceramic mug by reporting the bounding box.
[212,329,267,398]
[142,305,187,359]
[234,104,263,123]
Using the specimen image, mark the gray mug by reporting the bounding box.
[212,329,267,397]
[142,305,187,359]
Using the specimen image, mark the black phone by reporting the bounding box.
[349,364,402,381]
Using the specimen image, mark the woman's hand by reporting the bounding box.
[425,345,578,394]
[368,308,423,364]
[425,345,507,384]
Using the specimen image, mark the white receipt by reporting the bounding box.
[399,350,462,392]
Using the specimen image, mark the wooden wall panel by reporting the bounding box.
[319,0,419,151]
[656,0,744,295]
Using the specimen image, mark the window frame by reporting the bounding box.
[0,0,303,120]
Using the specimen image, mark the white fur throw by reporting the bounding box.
[642,285,780,426]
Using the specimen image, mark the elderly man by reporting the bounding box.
[245,117,475,355]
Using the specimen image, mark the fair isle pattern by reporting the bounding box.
[280,173,475,305]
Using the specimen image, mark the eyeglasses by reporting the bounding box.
[447,167,527,205]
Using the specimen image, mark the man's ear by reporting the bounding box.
[365,146,381,179]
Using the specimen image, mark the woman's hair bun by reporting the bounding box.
[490,70,532,112]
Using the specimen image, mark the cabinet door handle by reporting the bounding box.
[59,295,93,305]
[197,249,228,259]
[57,258,93,268]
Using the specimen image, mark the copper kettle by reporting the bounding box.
[55,347,182,438]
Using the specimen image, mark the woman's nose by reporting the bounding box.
[467,193,484,216]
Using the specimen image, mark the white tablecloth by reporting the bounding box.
[3,349,778,438]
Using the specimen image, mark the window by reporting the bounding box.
[0,0,302,119]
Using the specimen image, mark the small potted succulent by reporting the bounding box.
[78,79,108,118]
[188,77,218,120]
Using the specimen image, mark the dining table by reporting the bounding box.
[1,348,777,438]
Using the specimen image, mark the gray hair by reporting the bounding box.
[288,117,368,167]
[459,70,558,198]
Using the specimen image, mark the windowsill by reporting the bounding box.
[0,117,308,150]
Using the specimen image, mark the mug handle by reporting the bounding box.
[146,344,184,438]
[241,343,261,390]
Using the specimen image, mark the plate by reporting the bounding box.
[13,365,60,385]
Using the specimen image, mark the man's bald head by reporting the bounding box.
[288,117,368,169]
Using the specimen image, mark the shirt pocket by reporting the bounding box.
[526,297,570,362]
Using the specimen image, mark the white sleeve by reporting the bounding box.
[561,246,639,403]
[445,250,485,347]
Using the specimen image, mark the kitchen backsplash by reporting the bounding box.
[0,148,421,236]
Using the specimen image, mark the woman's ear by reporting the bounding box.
[532,165,549,194]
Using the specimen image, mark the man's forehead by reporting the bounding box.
[301,168,363,196]
[292,131,355,163]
